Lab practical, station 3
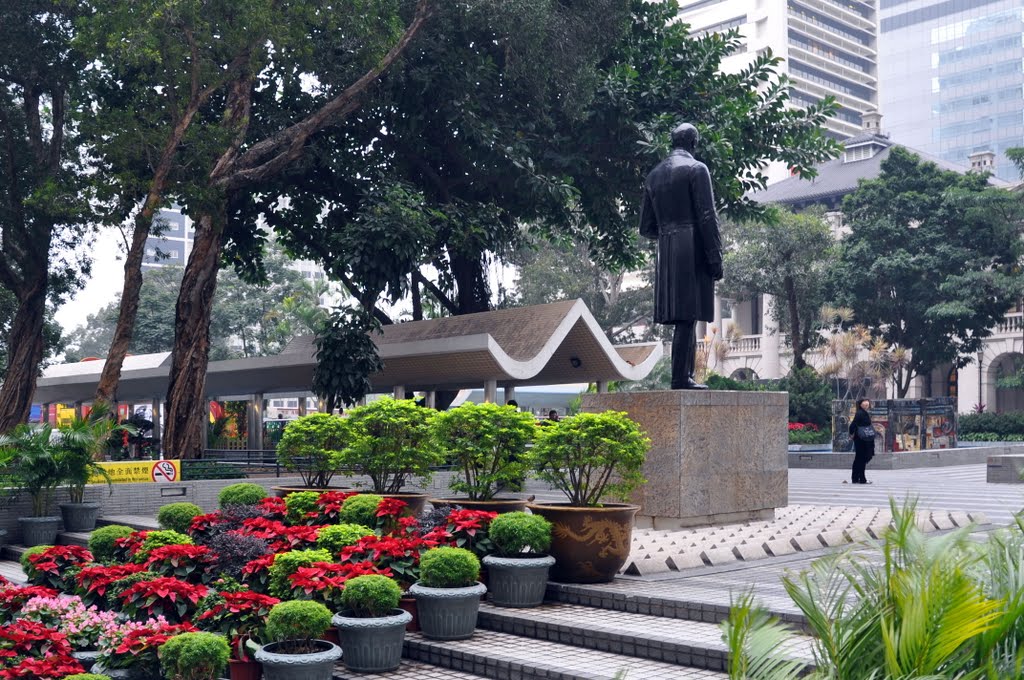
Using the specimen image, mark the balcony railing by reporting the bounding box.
[697,335,762,355]
[995,312,1024,337]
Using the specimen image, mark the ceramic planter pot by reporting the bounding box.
[91,660,161,679]
[255,640,341,680]
[399,596,420,632]
[429,497,529,513]
[332,608,411,673]
[382,492,429,516]
[19,516,61,547]
[482,554,555,607]
[0,529,7,552]
[526,503,639,583]
[228,658,263,680]
[409,581,486,640]
[61,502,102,532]
[72,649,101,672]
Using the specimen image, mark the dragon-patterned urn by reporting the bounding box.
[525,503,639,583]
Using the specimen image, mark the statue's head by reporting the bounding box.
[671,123,699,152]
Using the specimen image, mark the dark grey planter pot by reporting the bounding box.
[72,649,101,672]
[19,516,60,547]
[483,554,555,607]
[61,502,102,532]
[0,529,7,552]
[408,581,486,640]
[255,640,341,680]
[332,608,411,673]
[91,659,161,679]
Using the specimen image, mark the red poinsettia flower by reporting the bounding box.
[113,530,149,560]
[0,586,60,618]
[119,577,209,622]
[257,496,287,519]
[115,622,196,656]
[24,545,94,591]
[0,653,84,679]
[376,497,408,517]
[314,491,357,522]
[75,563,147,603]
[188,512,227,537]
[270,524,324,551]
[237,517,288,541]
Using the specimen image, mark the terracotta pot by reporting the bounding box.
[428,497,529,513]
[322,627,340,645]
[526,503,639,583]
[271,486,353,499]
[382,492,429,516]
[229,659,263,680]
[399,596,420,632]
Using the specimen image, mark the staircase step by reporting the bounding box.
[0,560,27,585]
[97,515,161,532]
[58,532,91,547]
[1,545,31,562]
[403,629,729,680]
[477,602,813,672]
[334,658,490,679]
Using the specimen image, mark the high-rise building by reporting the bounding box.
[677,0,879,139]
[879,0,1024,181]
[142,207,193,269]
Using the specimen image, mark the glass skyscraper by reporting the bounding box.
[879,0,1024,180]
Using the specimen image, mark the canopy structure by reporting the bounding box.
[34,299,662,406]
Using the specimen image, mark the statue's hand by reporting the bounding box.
[709,260,724,281]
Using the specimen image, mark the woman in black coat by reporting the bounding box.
[848,398,875,484]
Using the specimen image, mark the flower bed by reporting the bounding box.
[0,491,505,678]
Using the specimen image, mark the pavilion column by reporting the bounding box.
[74,401,84,421]
[484,379,497,403]
[297,396,307,417]
[503,384,516,404]
[596,381,609,393]
[41,403,49,425]
[151,399,162,454]
[393,385,405,400]
[248,393,264,451]
[200,399,209,452]
[425,391,436,409]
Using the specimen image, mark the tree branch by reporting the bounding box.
[218,0,432,191]
[337,271,393,326]
[413,270,458,315]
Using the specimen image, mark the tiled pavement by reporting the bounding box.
[333,659,489,679]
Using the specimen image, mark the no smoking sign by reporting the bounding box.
[150,460,178,483]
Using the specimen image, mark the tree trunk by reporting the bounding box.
[784,276,805,369]
[161,212,224,459]
[0,279,48,432]
[451,251,489,314]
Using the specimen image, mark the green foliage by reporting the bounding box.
[64,675,113,680]
[419,547,481,589]
[0,425,62,517]
[1007,146,1024,179]
[777,367,832,429]
[488,512,552,556]
[959,412,1024,437]
[312,306,384,413]
[705,374,765,392]
[157,502,204,534]
[337,494,383,528]
[722,592,803,680]
[832,146,1024,397]
[89,524,136,563]
[134,530,194,563]
[961,432,1024,442]
[275,413,350,489]
[268,549,332,599]
[159,631,230,680]
[721,208,836,369]
[284,491,321,525]
[55,401,129,503]
[19,546,51,572]
[317,523,374,557]
[218,483,268,508]
[342,398,440,494]
[788,429,832,446]
[341,574,402,618]
[106,571,160,604]
[528,411,649,507]
[265,600,333,651]
[430,402,537,501]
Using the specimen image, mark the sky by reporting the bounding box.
[54,227,124,332]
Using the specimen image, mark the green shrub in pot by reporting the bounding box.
[332,574,411,673]
[88,525,135,563]
[429,402,536,501]
[410,547,485,640]
[419,546,480,588]
[341,574,402,618]
[159,631,230,680]
[337,493,383,527]
[157,502,204,533]
[488,512,551,556]
[340,398,440,493]
[265,600,333,654]
[316,523,374,557]
[275,414,350,489]
[483,512,555,607]
[218,483,267,508]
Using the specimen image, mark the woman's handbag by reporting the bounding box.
[857,425,877,440]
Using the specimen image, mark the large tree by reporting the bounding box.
[720,207,837,369]
[0,1,92,431]
[832,146,1024,397]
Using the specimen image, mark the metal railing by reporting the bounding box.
[182,449,281,480]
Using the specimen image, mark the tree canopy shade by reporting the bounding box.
[720,207,837,369]
[831,147,1024,397]
[0,1,93,432]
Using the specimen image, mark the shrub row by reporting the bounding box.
[959,412,1024,436]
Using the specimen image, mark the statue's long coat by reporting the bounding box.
[639,149,723,324]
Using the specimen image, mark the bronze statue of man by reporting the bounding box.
[639,123,723,390]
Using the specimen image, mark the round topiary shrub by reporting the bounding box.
[316,523,374,557]
[284,491,321,524]
[338,494,383,528]
[88,525,135,563]
[159,631,230,680]
[18,545,51,573]
[488,512,552,556]
[341,574,402,618]
[265,600,333,653]
[418,547,480,589]
[157,502,204,534]
[134,530,194,563]
[218,483,268,508]
[267,549,332,599]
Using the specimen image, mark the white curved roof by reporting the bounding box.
[33,300,662,403]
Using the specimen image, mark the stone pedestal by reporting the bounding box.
[581,390,788,529]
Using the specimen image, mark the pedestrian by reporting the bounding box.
[847,398,876,484]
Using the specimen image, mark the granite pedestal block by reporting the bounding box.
[581,390,788,530]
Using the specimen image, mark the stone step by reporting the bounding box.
[0,560,27,584]
[1,545,31,562]
[333,658,490,679]
[476,602,813,673]
[58,531,91,547]
[97,514,161,532]
[402,629,729,680]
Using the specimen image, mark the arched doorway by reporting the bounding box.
[730,367,760,382]
[992,353,1024,413]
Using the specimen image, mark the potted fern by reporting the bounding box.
[429,402,536,512]
[526,410,649,583]
[0,424,64,546]
[482,512,554,607]
[56,403,127,531]
[331,574,411,673]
